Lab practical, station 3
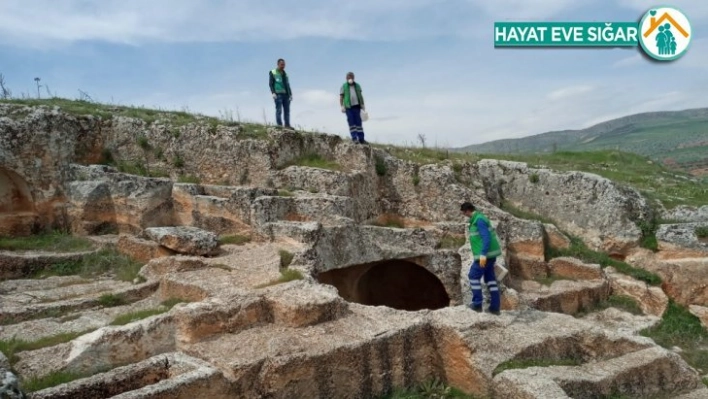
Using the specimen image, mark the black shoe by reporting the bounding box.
[359,139,368,145]
[487,308,501,315]
[469,305,483,312]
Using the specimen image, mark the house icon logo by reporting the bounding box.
[638,6,692,61]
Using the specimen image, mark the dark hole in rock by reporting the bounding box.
[317,259,450,311]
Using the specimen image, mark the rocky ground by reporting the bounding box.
[1,103,708,398]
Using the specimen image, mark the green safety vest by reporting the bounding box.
[342,82,363,108]
[272,69,287,93]
[468,211,502,259]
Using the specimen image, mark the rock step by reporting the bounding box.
[0,295,164,343]
[179,306,442,398]
[493,346,700,399]
[173,282,347,344]
[29,352,228,399]
[519,279,610,315]
[15,311,177,380]
[0,250,97,280]
[0,281,158,325]
[251,194,358,226]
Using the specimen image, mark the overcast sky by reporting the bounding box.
[1,0,706,147]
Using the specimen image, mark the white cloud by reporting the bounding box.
[546,85,595,100]
[0,0,601,48]
[616,0,708,20]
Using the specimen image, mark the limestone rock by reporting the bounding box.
[626,250,708,307]
[474,159,650,255]
[0,368,26,399]
[656,223,708,258]
[689,305,708,330]
[117,234,175,263]
[66,164,174,235]
[144,226,219,256]
[662,205,708,223]
[606,267,668,317]
[543,223,571,249]
[548,257,604,280]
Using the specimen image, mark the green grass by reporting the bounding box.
[641,300,708,373]
[277,189,294,197]
[254,267,304,288]
[177,174,200,184]
[21,370,88,393]
[218,234,251,245]
[32,248,144,282]
[0,231,94,252]
[0,330,95,366]
[492,357,583,376]
[0,97,214,126]
[378,379,482,399]
[115,160,169,178]
[375,155,387,176]
[109,298,186,325]
[98,293,126,307]
[547,236,662,286]
[283,152,341,171]
[500,201,555,225]
[486,151,708,209]
[437,234,466,249]
[279,250,294,268]
[696,226,708,238]
[576,295,644,317]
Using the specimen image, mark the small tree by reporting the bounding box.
[417,133,427,148]
[0,73,11,99]
[34,77,41,99]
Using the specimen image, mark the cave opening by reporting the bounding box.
[317,259,451,311]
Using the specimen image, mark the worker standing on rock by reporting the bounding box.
[461,202,502,315]
[339,72,367,144]
[269,58,293,129]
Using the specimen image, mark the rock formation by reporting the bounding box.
[1,103,707,398]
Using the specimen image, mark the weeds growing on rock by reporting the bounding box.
[641,300,708,373]
[279,250,294,268]
[177,174,200,184]
[575,295,643,317]
[696,226,708,239]
[32,248,144,282]
[375,155,387,176]
[109,298,186,326]
[379,378,483,398]
[0,329,96,367]
[218,234,251,245]
[98,293,126,307]
[0,231,93,252]
[546,236,662,286]
[283,152,341,171]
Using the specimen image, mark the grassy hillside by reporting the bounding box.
[2,97,706,209]
[455,108,708,171]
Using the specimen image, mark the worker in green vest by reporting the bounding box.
[461,201,502,315]
[268,58,292,129]
[339,72,367,144]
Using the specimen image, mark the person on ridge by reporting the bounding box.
[460,201,502,315]
[269,58,293,129]
[339,72,367,144]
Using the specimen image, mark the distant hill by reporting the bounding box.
[455,108,708,173]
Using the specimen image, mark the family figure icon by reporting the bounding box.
[655,24,677,55]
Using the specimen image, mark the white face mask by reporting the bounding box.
[347,79,354,84]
